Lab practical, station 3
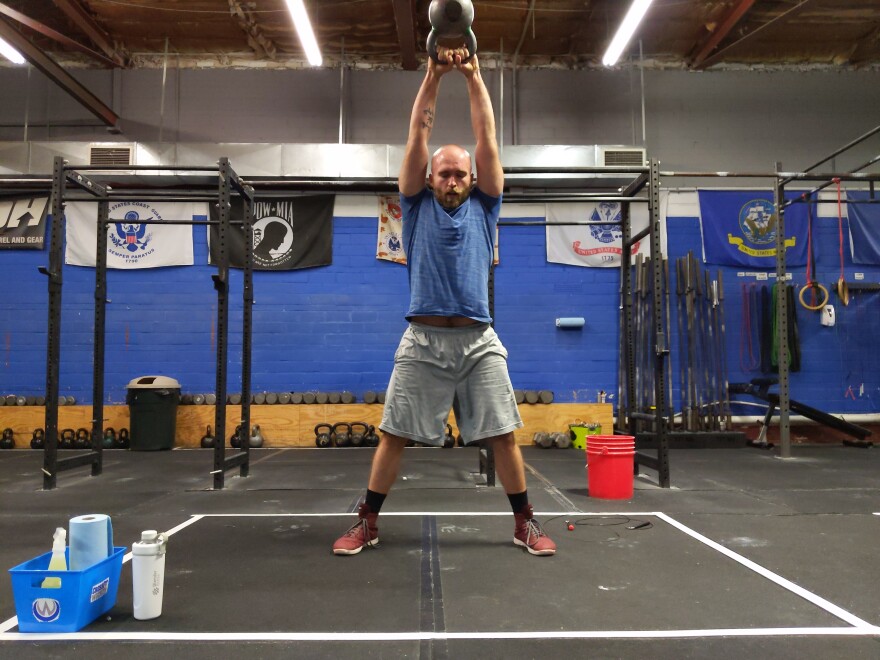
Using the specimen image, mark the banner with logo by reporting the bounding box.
[209,196,334,270]
[376,194,500,265]
[698,190,809,268]
[545,200,657,267]
[846,190,880,265]
[65,201,202,268]
[0,196,49,249]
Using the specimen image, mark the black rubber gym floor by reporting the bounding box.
[1,445,878,659]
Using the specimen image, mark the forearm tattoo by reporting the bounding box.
[420,107,434,131]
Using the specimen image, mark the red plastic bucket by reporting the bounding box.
[586,444,635,499]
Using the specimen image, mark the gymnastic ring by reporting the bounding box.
[836,277,849,306]
[798,281,828,311]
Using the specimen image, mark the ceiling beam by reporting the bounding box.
[391,0,418,70]
[51,0,126,66]
[847,23,880,66]
[0,17,119,130]
[696,0,813,70]
[228,0,277,60]
[688,0,756,69]
[0,1,119,67]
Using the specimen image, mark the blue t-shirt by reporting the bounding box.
[399,187,501,322]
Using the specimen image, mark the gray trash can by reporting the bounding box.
[126,376,181,451]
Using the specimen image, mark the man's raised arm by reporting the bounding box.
[459,54,503,197]
[398,54,454,197]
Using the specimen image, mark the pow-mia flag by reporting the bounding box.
[0,196,49,249]
[209,196,334,270]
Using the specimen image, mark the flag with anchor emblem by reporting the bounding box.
[65,201,203,268]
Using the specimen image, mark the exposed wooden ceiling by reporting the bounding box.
[1,0,879,71]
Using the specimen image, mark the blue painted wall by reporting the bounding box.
[1,210,877,415]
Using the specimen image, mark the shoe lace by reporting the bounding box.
[344,516,375,548]
[523,518,547,546]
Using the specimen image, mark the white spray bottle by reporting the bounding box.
[41,527,67,588]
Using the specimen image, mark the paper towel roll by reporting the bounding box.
[69,514,113,571]
[555,317,585,329]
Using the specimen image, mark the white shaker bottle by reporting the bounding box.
[132,530,167,620]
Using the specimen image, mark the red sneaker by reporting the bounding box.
[513,505,556,556]
[332,503,379,555]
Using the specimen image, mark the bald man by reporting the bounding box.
[333,48,555,557]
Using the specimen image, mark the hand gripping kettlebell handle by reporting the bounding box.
[427,28,477,64]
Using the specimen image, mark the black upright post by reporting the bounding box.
[212,159,232,489]
[619,203,635,434]
[773,162,791,458]
[648,160,670,487]
[480,263,496,487]
[239,186,256,477]
[90,200,109,475]
[41,157,66,490]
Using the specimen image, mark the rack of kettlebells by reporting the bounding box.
[5,158,651,490]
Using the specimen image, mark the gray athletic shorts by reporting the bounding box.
[379,322,523,447]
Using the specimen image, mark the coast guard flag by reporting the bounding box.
[846,190,880,265]
[546,200,658,267]
[65,201,202,268]
[377,195,407,264]
[209,196,333,270]
[698,190,809,268]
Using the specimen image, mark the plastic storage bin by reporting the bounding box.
[126,375,181,451]
[9,546,125,633]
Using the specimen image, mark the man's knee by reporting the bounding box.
[379,432,409,451]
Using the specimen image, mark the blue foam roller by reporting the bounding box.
[555,317,585,329]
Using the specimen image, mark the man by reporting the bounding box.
[332,48,555,557]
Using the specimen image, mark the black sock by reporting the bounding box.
[507,491,529,513]
[364,489,387,514]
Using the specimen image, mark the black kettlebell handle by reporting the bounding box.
[427,29,477,64]
[315,423,332,435]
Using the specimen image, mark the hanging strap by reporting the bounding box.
[798,193,828,311]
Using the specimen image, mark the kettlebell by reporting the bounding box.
[230,424,243,448]
[443,424,455,448]
[74,427,90,450]
[31,428,45,450]
[249,424,264,448]
[60,428,76,450]
[0,428,14,449]
[331,422,352,448]
[102,427,116,449]
[200,425,215,449]
[427,0,477,64]
[349,422,369,448]
[364,425,380,448]
[315,423,333,448]
[116,427,130,449]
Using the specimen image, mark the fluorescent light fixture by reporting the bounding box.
[602,0,654,66]
[284,0,322,67]
[0,36,26,65]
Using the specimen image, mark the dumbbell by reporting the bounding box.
[533,432,553,449]
[60,428,76,450]
[116,428,130,449]
[331,422,352,447]
[539,390,554,404]
[363,391,378,404]
[291,392,304,404]
[200,425,215,449]
[278,392,291,404]
[426,0,477,64]
[524,391,539,404]
[328,392,341,404]
[315,392,329,404]
[103,427,116,449]
[0,428,14,449]
[31,428,45,450]
[74,428,90,450]
[553,432,571,449]
[228,393,242,405]
[364,425,380,448]
[303,392,316,404]
[349,422,369,448]
[341,391,355,404]
[443,424,455,448]
[265,392,278,405]
[315,423,332,448]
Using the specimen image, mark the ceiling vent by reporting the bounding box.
[600,148,646,167]
[89,144,134,167]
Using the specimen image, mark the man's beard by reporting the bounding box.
[435,188,469,210]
